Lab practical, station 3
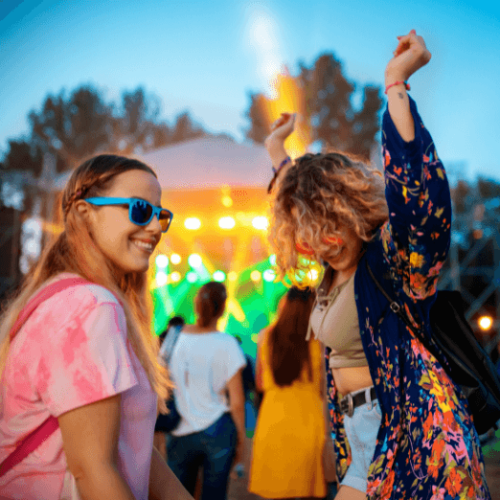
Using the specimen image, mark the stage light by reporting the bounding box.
[170,253,182,265]
[188,253,203,268]
[155,254,169,268]
[479,316,493,331]
[251,333,259,343]
[263,269,276,282]
[228,271,238,282]
[187,272,198,283]
[252,216,268,230]
[219,216,235,229]
[222,196,233,208]
[307,269,319,281]
[213,270,226,282]
[156,271,168,286]
[184,217,201,230]
[269,254,276,266]
[170,272,181,283]
[250,270,261,282]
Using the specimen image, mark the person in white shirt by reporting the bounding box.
[167,282,246,500]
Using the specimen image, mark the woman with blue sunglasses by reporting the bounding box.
[0,155,192,500]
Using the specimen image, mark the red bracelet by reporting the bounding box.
[384,81,410,94]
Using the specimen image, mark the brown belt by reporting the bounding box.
[339,387,377,417]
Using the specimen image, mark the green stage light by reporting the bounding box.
[156,271,168,286]
[188,253,202,268]
[213,270,226,282]
[187,271,198,283]
[250,270,261,282]
[263,269,276,282]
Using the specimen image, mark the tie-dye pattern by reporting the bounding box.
[324,98,490,499]
[0,275,157,500]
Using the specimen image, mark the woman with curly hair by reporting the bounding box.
[265,31,490,500]
[0,155,192,500]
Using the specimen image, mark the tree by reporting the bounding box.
[2,139,43,177]
[477,177,500,201]
[29,85,114,171]
[170,111,205,144]
[244,52,383,159]
[115,87,167,154]
[1,84,210,177]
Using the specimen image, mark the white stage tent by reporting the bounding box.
[53,136,272,191]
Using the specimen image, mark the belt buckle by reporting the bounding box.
[340,393,354,417]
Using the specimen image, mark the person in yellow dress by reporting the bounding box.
[248,287,333,500]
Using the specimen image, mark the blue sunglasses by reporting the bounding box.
[85,197,173,233]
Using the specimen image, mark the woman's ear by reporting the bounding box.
[73,199,92,222]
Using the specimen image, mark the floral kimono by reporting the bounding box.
[325,97,490,499]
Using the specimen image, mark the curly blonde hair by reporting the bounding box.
[269,152,389,285]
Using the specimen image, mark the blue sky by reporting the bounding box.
[1,0,499,182]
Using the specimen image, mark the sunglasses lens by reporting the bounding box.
[159,210,172,232]
[130,200,153,225]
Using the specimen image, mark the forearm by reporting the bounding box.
[265,140,290,171]
[229,402,246,451]
[385,82,415,143]
[149,447,193,500]
[75,464,136,500]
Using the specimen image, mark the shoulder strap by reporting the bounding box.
[0,276,92,478]
[364,262,419,335]
[364,260,444,363]
[163,325,183,366]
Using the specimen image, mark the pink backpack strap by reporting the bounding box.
[0,276,92,478]
[0,417,59,478]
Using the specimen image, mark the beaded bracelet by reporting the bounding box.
[268,156,292,193]
[271,156,292,175]
[384,81,410,94]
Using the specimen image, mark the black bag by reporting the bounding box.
[154,395,181,433]
[154,325,183,433]
[366,262,500,435]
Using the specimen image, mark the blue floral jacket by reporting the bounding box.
[325,97,490,499]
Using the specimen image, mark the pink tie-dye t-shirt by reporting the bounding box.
[0,275,157,500]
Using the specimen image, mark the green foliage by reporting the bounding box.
[244,52,383,159]
[2,85,208,175]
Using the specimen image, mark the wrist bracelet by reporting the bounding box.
[384,81,410,94]
[268,156,291,193]
[272,156,291,175]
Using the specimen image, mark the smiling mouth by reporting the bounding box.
[132,240,155,253]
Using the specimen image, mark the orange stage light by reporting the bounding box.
[263,70,312,158]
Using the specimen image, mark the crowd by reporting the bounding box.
[0,30,494,500]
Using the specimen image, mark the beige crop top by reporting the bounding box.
[307,266,368,369]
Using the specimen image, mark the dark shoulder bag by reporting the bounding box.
[155,326,183,433]
[366,261,500,435]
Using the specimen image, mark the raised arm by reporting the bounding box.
[385,30,431,142]
[264,113,296,191]
[381,31,452,300]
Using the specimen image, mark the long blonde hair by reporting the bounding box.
[0,155,171,410]
[269,152,389,285]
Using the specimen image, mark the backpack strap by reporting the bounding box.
[0,276,91,478]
